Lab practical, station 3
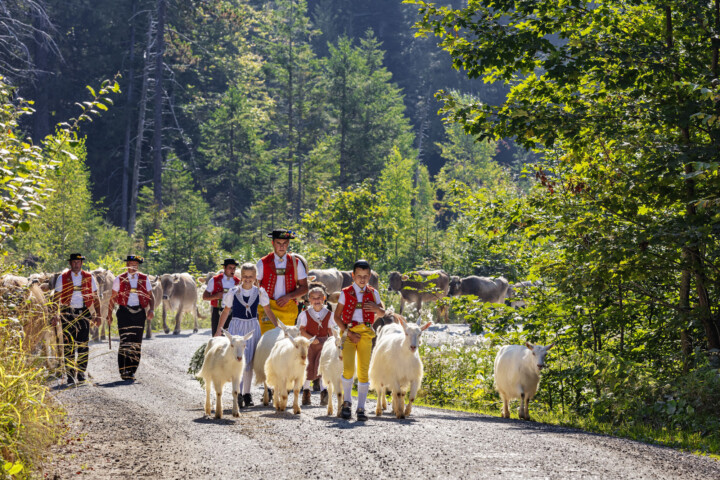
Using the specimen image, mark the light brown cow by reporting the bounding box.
[388,270,451,315]
[159,273,202,334]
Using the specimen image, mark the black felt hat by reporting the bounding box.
[125,255,144,264]
[267,229,296,240]
[223,258,239,267]
[68,253,85,262]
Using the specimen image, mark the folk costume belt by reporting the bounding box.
[276,268,286,275]
[73,285,83,291]
[120,305,143,314]
[62,306,88,315]
[130,288,138,294]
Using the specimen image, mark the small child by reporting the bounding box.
[334,259,385,421]
[216,263,279,408]
[297,286,336,407]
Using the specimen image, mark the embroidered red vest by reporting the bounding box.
[259,253,297,299]
[341,285,376,327]
[117,272,151,308]
[304,309,332,337]
[59,270,93,308]
[210,273,240,308]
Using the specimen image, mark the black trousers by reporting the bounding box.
[117,305,146,379]
[210,306,230,335]
[61,307,91,376]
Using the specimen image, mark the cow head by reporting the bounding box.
[387,271,403,292]
[525,342,555,371]
[448,276,461,296]
[223,330,254,362]
[397,315,432,353]
[159,274,178,300]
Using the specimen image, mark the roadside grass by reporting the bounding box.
[0,292,66,478]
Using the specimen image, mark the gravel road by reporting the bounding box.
[46,329,720,479]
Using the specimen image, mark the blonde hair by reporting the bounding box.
[240,263,257,274]
[308,286,326,298]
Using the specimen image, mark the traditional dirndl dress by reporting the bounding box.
[222,286,264,375]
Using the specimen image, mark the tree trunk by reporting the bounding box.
[32,8,51,143]
[287,11,295,215]
[128,16,153,235]
[152,0,166,207]
[121,0,138,230]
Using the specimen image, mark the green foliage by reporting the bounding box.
[135,158,224,274]
[0,80,50,256]
[302,181,394,268]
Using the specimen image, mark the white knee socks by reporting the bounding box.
[357,382,369,410]
[241,369,253,395]
[303,379,311,390]
[342,376,353,405]
[319,378,325,391]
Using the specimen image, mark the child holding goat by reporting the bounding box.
[297,286,337,406]
[215,263,279,408]
[334,259,385,421]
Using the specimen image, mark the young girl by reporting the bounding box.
[215,263,279,408]
[297,286,336,406]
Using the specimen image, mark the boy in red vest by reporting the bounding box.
[256,229,308,335]
[202,258,240,335]
[334,259,385,421]
[51,253,102,385]
[107,255,155,382]
[298,286,336,406]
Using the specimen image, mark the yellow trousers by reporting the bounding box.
[342,324,375,383]
[258,299,298,336]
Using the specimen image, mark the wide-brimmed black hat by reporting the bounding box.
[267,229,296,240]
[125,255,144,264]
[68,253,85,262]
[223,258,239,267]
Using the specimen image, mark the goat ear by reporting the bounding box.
[289,336,299,348]
[309,336,316,344]
[223,329,233,342]
[420,321,433,331]
[525,342,534,350]
[547,341,556,349]
[243,332,254,341]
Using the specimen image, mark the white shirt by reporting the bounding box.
[221,286,270,314]
[255,253,307,300]
[205,275,237,295]
[297,307,336,330]
[338,284,382,325]
[112,273,153,307]
[54,270,99,309]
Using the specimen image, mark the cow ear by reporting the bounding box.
[308,275,316,282]
[401,274,409,281]
[525,342,534,350]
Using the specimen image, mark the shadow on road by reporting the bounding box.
[192,415,237,425]
[95,380,139,388]
[153,332,195,339]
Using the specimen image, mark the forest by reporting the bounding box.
[1,0,720,474]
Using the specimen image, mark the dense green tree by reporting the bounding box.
[411,0,720,350]
[323,33,415,187]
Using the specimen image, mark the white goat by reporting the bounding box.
[253,323,300,406]
[265,333,315,414]
[197,330,254,419]
[494,342,555,420]
[317,327,349,417]
[369,315,432,419]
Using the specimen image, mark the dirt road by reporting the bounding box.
[46,330,720,479]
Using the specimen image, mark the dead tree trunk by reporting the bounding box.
[121,0,138,230]
[152,0,166,207]
[128,16,154,235]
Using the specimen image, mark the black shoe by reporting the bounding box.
[320,389,329,406]
[243,393,254,407]
[341,401,352,420]
[356,409,368,421]
[77,373,86,383]
[66,376,76,386]
[237,393,245,409]
[268,388,273,402]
